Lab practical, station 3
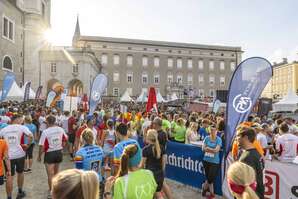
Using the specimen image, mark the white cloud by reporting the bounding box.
[269,47,298,64]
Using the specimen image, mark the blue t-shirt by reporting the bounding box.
[0,123,8,130]
[24,123,37,144]
[75,144,104,181]
[113,138,140,165]
[203,136,222,164]
[199,127,209,141]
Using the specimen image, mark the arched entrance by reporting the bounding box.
[68,79,83,96]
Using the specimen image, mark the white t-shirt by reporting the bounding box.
[257,133,268,149]
[276,133,298,162]
[61,115,70,133]
[0,124,33,159]
[39,126,68,153]
[91,127,98,145]
[39,116,47,132]
[56,115,63,126]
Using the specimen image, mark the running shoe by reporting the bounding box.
[16,191,26,199]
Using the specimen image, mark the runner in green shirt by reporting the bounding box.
[104,144,157,199]
[172,118,187,143]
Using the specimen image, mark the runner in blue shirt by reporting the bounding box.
[113,123,140,175]
[199,119,210,141]
[75,128,104,198]
[24,115,37,173]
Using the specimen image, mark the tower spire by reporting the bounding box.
[73,14,81,47]
[74,14,81,36]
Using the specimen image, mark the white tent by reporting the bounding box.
[21,85,36,99]
[1,81,24,101]
[156,91,167,103]
[136,90,148,102]
[168,93,179,101]
[120,90,134,102]
[272,90,298,112]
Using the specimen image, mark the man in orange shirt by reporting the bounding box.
[0,138,11,186]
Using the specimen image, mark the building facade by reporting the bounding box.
[262,59,298,100]
[73,18,242,99]
[1,1,242,99]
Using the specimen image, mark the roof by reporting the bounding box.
[78,35,242,52]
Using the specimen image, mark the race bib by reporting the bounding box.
[90,160,100,172]
[205,152,215,158]
[51,136,61,147]
[7,133,18,144]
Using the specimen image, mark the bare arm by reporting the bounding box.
[162,154,166,171]
[37,145,43,162]
[3,149,11,176]
[140,157,146,168]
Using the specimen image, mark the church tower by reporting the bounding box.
[22,0,51,90]
[72,15,81,48]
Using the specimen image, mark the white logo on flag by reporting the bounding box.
[92,91,101,101]
[232,94,252,113]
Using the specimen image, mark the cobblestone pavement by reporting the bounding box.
[0,149,202,199]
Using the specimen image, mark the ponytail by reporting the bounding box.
[153,132,161,159]
[117,144,138,177]
[242,187,259,199]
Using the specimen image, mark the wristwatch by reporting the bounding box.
[104,192,112,198]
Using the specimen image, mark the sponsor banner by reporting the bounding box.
[212,99,221,113]
[35,86,43,99]
[23,82,31,102]
[89,74,108,114]
[165,141,223,195]
[225,57,272,152]
[63,96,78,112]
[46,91,56,107]
[1,72,16,101]
[222,155,298,199]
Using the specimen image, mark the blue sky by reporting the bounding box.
[51,0,298,63]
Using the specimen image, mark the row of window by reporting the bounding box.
[111,87,216,97]
[50,63,79,73]
[101,54,236,71]
[112,72,226,86]
[2,16,15,42]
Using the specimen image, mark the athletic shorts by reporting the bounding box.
[203,161,220,184]
[0,176,4,185]
[26,144,35,159]
[10,157,25,176]
[67,133,75,144]
[44,150,63,164]
[153,170,164,192]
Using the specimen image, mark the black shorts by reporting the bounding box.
[153,170,164,192]
[10,157,25,176]
[44,150,63,164]
[67,133,75,144]
[203,161,220,184]
[26,144,35,159]
[0,176,4,185]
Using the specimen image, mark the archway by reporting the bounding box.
[68,79,83,96]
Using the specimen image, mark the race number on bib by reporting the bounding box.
[51,136,61,147]
[91,161,100,172]
[8,133,18,144]
[205,152,215,158]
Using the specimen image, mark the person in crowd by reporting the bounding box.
[0,114,33,199]
[161,113,171,138]
[24,115,37,173]
[199,119,210,141]
[275,122,298,162]
[113,123,140,175]
[68,111,78,159]
[100,119,116,177]
[74,115,100,152]
[201,123,222,198]
[127,121,138,140]
[0,138,10,189]
[38,115,68,199]
[172,118,186,143]
[185,122,199,144]
[39,110,47,135]
[253,123,268,156]
[105,144,157,199]
[74,128,104,198]
[227,161,259,199]
[51,169,99,199]
[236,127,264,199]
[141,129,165,199]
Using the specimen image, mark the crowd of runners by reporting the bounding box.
[0,100,297,199]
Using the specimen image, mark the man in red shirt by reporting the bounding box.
[67,111,77,159]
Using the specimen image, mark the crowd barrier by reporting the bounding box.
[137,137,223,195]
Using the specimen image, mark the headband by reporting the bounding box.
[227,179,257,195]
